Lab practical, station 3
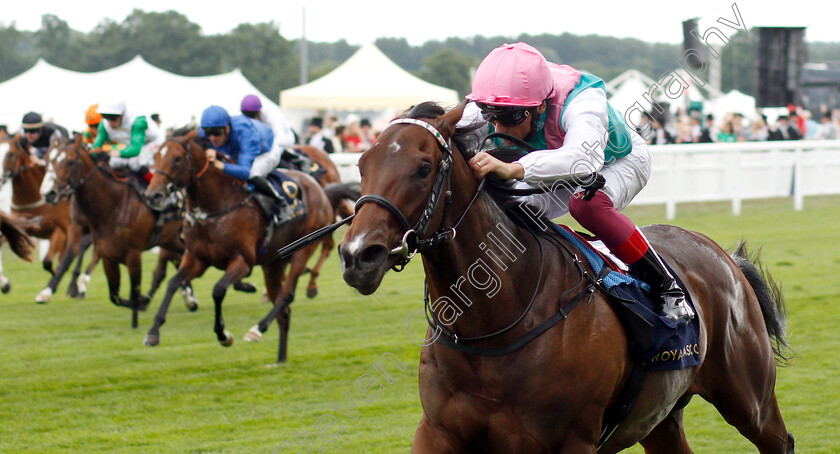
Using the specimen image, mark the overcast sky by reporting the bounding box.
[3,0,837,46]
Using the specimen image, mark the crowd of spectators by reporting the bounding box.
[302,115,378,153]
[639,106,840,145]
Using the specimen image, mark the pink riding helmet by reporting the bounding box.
[466,42,555,107]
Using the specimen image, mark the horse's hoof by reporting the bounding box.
[138,296,150,312]
[35,287,53,304]
[77,274,90,296]
[306,288,318,298]
[66,284,79,299]
[0,276,10,294]
[243,325,262,342]
[220,331,234,347]
[233,282,257,293]
[144,333,160,347]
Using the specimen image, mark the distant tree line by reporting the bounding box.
[3,10,840,101]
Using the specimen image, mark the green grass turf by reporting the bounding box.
[0,195,837,453]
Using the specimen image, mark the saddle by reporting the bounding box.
[279,149,327,181]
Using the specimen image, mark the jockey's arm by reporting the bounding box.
[220,128,262,181]
[116,116,148,158]
[91,123,109,149]
[517,89,609,185]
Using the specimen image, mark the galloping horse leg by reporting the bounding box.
[210,255,251,347]
[126,249,148,321]
[66,233,93,298]
[146,248,178,301]
[144,254,207,347]
[412,417,462,453]
[43,228,67,275]
[101,257,134,325]
[636,405,694,454]
[76,248,100,299]
[244,260,287,344]
[304,234,334,298]
[35,241,77,303]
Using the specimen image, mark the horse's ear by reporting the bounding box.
[437,101,467,138]
[186,128,198,141]
[73,133,84,147]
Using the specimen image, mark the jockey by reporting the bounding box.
[83,104,102,146]
[239,94,297,149]
[198,105,291,215]
[20,112,69,166]
[92,100,162,182]
[466,42,693,321]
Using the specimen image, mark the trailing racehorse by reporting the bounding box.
[143,132,336,362]
[41,135,193,328]
[339,102,794,453]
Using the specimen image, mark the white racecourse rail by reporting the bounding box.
[328,139,840,220]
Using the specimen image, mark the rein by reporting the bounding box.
[153,138,253,222]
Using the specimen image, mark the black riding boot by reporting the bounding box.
[630,247,695,321]
[248,176,292,222]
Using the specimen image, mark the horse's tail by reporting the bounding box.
[729,241,791,365]
[0,211,35,262]
[323,182,361,218]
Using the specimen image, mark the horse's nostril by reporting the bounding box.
[359,244,388,268]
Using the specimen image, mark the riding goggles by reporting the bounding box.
[476,103,532,127]
[203,127,226,137]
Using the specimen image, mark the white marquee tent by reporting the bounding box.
[280,43,460,121]
[0,56,284,133]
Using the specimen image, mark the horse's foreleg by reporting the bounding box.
[67,233,92,298]
[43,229,66,275]
[144,253,207,347]
[635,406,693,454]
[0,250,9,294]
[77,248,100,298]
[211,256,251,347]
[125,250,144,329]
[411,416,463,454]
[102,257,128,312]
[276,245,319,362]
[305,235,334,299]
[146,249,176,301]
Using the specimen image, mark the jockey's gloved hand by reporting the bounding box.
[91,151,110,164]
[581,173,606,201]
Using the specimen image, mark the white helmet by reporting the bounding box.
[98,100,126,116]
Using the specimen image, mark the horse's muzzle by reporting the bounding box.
[339,241,390,295]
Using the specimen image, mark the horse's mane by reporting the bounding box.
[401,102,553,233]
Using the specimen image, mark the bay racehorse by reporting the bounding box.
[0,209,37,292]
[41,135,193,328]
[143,132,336,362]
[1,136,100,302]
[339,102,794,453]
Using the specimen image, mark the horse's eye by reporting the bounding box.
[416,163,433,179]
[172,155,182,164]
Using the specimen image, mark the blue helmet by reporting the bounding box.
[200,105,230,128]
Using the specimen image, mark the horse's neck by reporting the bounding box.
[74,166,128,221]
[422,177,557,340]
[11,167,46,205]
[187,169,249,213]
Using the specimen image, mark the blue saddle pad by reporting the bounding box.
[263,170,306,224]
[553,225,702,371]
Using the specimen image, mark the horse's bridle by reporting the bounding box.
[1,142,37,184]
[354,118,484,271]
[151,138,211,194]
[48,144,98,201]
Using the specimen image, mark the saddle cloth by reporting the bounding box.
[260,170,306,226]
[553,225,702,372]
